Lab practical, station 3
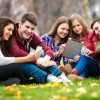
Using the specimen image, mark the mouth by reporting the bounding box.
[76,30,81,34]
[7,34,11,38]
[25,32,32,37]
[61,32,67,36]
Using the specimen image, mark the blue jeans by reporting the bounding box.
[20,63,62,83]
[74,55,100,78]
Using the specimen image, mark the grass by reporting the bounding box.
[0,78,100,100]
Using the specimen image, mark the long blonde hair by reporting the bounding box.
[69,13,88,38]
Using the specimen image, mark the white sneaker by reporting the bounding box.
[47,74,63,82]
[58,72,71,82]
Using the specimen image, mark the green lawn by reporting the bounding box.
[0,78,100,100]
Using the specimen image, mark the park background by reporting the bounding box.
[0,0,100,34]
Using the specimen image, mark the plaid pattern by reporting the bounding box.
[41,34,70,65]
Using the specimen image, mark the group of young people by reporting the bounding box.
[0,12,100,85]
[41,13,100,79]
[0,12,71,85]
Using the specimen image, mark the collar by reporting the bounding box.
[16,30,33,44]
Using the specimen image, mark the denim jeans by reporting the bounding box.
[74,55,100,78]
[20,63,62,83]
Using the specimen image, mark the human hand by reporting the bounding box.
[73,55,80,62]
[58,44,66,55]
[81,46,92,56]
[36,58,45,68]
[27,51,40,62]
[84,48,92,55]
[36,57,56,68]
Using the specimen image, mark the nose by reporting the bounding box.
[75,26,79,30]
[63,30,66,33]
[27,28,32,33]
[9,31,13,35]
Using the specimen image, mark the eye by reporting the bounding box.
[67,29,69,32]
[31,28,35,30]
[77,24,80,27]
[8,28,13,31]
[25,25,30,29]
[61,28,65,30]
[95,27,99,30]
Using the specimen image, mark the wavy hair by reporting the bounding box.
[69,13,88,38]
[48,16,70,43]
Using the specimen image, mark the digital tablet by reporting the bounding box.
[62,38,84,59]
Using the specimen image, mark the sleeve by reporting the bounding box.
[41,34,49,46]
[0,49,15,66]
[90,34,99,57]
[10,38,36,63]
[10,38,28,57]
[31,34,54,59]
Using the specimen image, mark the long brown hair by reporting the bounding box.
[0,16,15,56]
[69,13,88,38]
[48,16,70,43]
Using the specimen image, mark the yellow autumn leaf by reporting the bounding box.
[76,87,87,93]
[51,95,67,100]
[90,83,98,87]
[52,82,61,87]
[5,86,15,92]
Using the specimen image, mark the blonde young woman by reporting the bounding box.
[68,13,99,78]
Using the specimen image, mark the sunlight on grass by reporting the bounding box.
[0,78,100,100]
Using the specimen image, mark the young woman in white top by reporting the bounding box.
[0,16,40,84]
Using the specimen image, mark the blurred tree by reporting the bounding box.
[81,0,92,25]
[0,0,11,16]
[32,0,82,33]
[0,0,97,34]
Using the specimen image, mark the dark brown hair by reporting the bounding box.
[0,16,15,55]
[91,19,100,29]
[21,12,37,26]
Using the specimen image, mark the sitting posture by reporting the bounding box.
[8,12,71,83]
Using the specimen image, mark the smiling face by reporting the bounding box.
[2,24,14,41]
[57,23,69,39]
[72,19,83,35]
[19,21,36,40]
[92,22,100,37]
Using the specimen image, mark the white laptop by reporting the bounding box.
[62,38,84,59]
